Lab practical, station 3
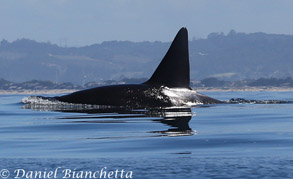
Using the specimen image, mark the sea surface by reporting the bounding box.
[1,91,293,179]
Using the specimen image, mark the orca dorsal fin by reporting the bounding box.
[144,27,190,88]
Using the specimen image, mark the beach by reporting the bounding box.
[1,87,293,95]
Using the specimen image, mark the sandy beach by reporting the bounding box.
[0,89,78,95]
[196,87,293,92]
[1,87,293,95]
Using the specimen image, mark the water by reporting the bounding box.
[1,91,293,178]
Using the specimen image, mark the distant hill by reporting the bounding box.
[1,31,293,84]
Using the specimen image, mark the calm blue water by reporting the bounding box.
[1,91,293,178]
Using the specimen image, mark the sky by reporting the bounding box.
[1,0,293,47]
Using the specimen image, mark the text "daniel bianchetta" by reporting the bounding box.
[3,167,133,179]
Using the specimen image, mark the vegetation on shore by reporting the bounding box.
[1,77,293,91]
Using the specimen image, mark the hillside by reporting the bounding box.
[1,31,293,85]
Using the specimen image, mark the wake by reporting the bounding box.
[226,98,291,104]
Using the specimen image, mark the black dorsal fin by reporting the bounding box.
[144,27,190,88]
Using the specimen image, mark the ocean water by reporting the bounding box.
[1,91,293,178]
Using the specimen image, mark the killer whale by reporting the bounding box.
[54,27,221,107]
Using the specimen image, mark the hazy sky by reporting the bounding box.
[1,0,293,46]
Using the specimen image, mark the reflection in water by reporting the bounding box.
[23,104,196,137]
[152,115,195,137]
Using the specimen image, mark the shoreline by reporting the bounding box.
[196,87,293,92]
[1,87,293,95]
[0,89,78,95]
